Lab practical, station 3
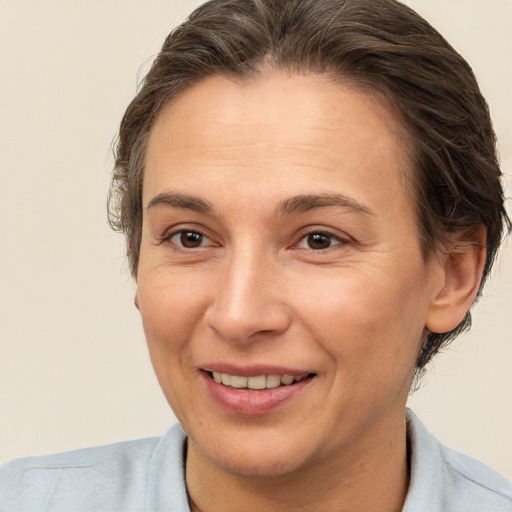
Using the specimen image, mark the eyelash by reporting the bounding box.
[295,231,348,251]
[162,229,215,249]
[161,227,348,252]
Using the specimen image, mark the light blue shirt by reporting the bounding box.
[1,410,511,511]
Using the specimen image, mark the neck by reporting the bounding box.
[186,410,410,512]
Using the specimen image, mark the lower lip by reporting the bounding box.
[201,371,314,416]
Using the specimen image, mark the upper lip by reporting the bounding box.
[201,364,314,377]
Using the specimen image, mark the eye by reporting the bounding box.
[169,230,211,248]
[297,232,344,250]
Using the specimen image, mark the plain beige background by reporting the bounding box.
[1,0,511,477]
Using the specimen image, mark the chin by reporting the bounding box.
[210,450,306,478]
[189,430,314,478]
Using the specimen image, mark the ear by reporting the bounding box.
[426,227,487,334]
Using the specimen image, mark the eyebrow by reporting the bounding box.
[276,193,375,216]
[146,192,214,214]
[146,191,374,217]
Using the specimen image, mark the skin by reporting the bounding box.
[136,73,485,511]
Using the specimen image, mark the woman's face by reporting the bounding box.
[137,73,444,477]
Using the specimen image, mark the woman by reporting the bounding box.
[2,0,511,510]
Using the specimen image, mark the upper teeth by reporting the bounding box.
[212,372,306,390]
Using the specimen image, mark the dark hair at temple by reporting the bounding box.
[108,0,511,374]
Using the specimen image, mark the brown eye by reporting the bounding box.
[182,231,203,247]
[306,233,333,250]
[295,230,348,253]
[170,230,207,248]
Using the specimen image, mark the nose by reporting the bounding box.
[204,248,291,344]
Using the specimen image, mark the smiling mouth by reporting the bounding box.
[209,371,315,390]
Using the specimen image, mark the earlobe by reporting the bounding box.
[426,228,487,334]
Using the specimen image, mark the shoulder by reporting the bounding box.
[0,423,189,512]
[440,444,512,510]
[405,409,512,512]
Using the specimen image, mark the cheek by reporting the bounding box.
[137,271,207,360]
[136,271,209,419]
[294,264,429,370]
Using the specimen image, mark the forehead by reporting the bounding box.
[144,72,413,217]
[148,73,408,157]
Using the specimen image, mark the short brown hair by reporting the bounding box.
[109,0,510,372]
